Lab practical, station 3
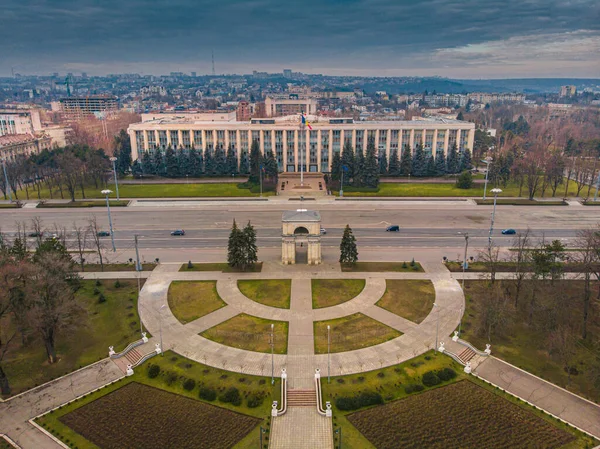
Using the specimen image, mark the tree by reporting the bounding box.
[249,140,262,184]
[412,144,426,177]
[72,223,88,272]
[548,324,579,385]
[239,150,249,175]
[400,144,412,176]
[227,220,246,271]
[214,147,227,176]
[131,160,143,178]
[479,243,501,284]
[34,236,71,265]
[204,148,215,176]
[177,148,189,177]
[242,221,258,268]
[447,144,459,174]
[426,155,436,177]
[226,145,238,175]
[478,283,510,341]
[164,147,179,178]
[354,149,365,187]
[56,152,83,201]
[574,228,599,339]
[435,151,447,176]
[88,216,105,272]
[141,151,154,176]
[339,225,358,264]
[153,150,164,176]
[189,147,203,177]
[509,229,531,308]
[455,170,473,189]
[460,149,472,172]
[263,148,278,183]
[113,129,132,175]
[379,151,388,175]
[363,138,379,188]
[341,140,355,179]
[456,111,464,121]
[388,147,400,177]
[330,152,342,181]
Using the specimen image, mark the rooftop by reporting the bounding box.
[0,133,36,146]
[282,209,321,222]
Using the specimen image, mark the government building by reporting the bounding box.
[128,112,475,173]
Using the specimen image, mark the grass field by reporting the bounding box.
[180,262,263,273]
[37,200,130,208]
[168,281,226,324]
[341,261,423,272]
[76,263,156,272]
[2,279,146,397]
[201,314,289,354]
[0,438,15,449]
[238,279,291,309]
[445,261,598,273]
[314,313,401,354]
[312,279,366,308]
[25,183,274,199]
[36,351,280,449]
[337,180,582,198]
[0,203,20,208]
[376,280,435,324]
[463,280,600,402]
[475,199,567,206]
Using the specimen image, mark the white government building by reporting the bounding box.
[128,112,475,173]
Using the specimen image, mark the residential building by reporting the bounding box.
[264,97,318,117]
[128,113,475,173]
[559,85,577,97]
[236,101,252,122]
[0,109,42,136]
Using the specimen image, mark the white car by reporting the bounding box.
[320,227,327,235]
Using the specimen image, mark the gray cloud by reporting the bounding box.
[1,0,599,76]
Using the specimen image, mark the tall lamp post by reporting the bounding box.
[433,302,440,353]
[159,304,166,356]
[482,157,493,200]
[488,188,502,251]
[109,157,120,200]
[1,158,12,202]
[101,189,116,252]
[327,325,331,384]
[270,323,275,385]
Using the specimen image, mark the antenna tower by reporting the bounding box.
[212,50,215,76]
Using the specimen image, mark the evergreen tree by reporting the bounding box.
[131,160,143,178]
[34,237,71,265]
[188,148,199,177]
[341,140,355,178]
[227,220,246,270]
[177,148,189,177]
[456,170,473,189]
[412,144,426,177]
[113,129,132,175]
[435,151,447,176]
[339,225,358,264]
[400,144,412,176]
[239,151,249,175]
[460,148,473,172]
[165,147,179,178]
[226,145,238,175]
[426,155,436,176]
[447,144,459,174]
[263,148,278,182]
[141,151,154,176]
[330,152,341,181]
[363,138,380,188]
[204,149,215,176]
[249,140,261,183]
[153,150,164,176]
[388,147,400,176]
[379,151,388,175]
[354,149,365,187]
[214,147,227,176]
[456,111,465,121]
[243,221,258,268]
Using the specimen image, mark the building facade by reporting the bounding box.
[58,96,119,120]
[0,133,52,161]
[264,97,318,117]
[128,114,475,173]
[0,109,42,136]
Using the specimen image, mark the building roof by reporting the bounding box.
[282,209,321,223]
[0,133,36,146]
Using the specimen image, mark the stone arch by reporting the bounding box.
[294,226,309,235]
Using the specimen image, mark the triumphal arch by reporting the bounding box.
[281,209,322,265]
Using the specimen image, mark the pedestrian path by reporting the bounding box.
[269,407,333,449]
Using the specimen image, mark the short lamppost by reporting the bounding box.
[259,426,266,448]
[159,304,166,356]
[1,158,12,202]
[488,188,503,250]
[101,189,116,251]
[327,325,331,384]
[335,427,342,449]
[109,157,120,200]
[433,302,440,353]
[260,164,264,198]
[270,323,275,385]
[482,157,493,200]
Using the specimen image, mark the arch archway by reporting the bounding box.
[294,226,309,235]
[281,210,322,265]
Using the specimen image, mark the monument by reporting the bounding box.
[281,209,322,265]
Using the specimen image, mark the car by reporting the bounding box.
[386,225,400,232]
[320,227,327,235]
[28,231,43,238]
[97,231,111,237]
[501,229,516,235]
[171,229,186,236]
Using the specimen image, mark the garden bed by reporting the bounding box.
[37,200,130,208]
[474,199,567,206]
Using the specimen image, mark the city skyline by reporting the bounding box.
[2,0,599,78]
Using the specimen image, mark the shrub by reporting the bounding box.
[114,280,121,288]
[183,378,196,391]
[335,396,358,411]
[93,287,100,295]
[402,261,408,268]
[97,293,107,303]
[437,367,457,381]
[219,387,242,406]
[95,279,101,287]
[247,394,264,408]
[456,170,473,189]
[165,371,178,386]
[404,384,425,394]
[410,258,415,267]
[187,260,193,269]
[199,387,217,401]
[335,391,382,411]
[422,371,441,387]
[147,364,160,378]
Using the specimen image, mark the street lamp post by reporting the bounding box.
[488,188,503,250]
[109,157,120,200]
[1,158,12,202]
[482,158,492,200]
[159,304,166,356]
[259,426,266,448]
[270,323,275,385]
[101,189,116,252]
[594,170,600,202]
[340,168,344,198]
[327,325,331,384]
[434,302,440,353]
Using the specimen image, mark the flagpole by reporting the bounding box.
[300,116,305,187]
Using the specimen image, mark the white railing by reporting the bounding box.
[314,369,331,417]
[133,350,158,368]
[110,339,144,359]
[454,334,490,357]
[271,368,288,417]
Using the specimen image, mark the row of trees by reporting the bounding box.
[227,220,258,271]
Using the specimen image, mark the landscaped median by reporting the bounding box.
[341,261,423,272]
[37,200,130,208]
[238,279,291,309]
[76,262,157,272]
[180,262,263,273]
[35,351,280,449]
[168,281,226,324]
[474,198,568,206]
[376,280,435,324]
[0,203,20,208]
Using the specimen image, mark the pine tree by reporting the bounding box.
[364,138,380,188]
[227,220,246,271]
[341,140,355,178]
[214,147,227,176]
[379,151,388,175]
[354,149,365,187]
[177,148,189,177]
[239,150,249,175]
[400,144,412,176]
[188,148,200,177]
[153,150,164,176]
[131,160,143,178]
[141,151,154,176]
[249,139,261,184]
[460,148,473,172]
[339,224,358,264]
[388,147,400,176]
[204,149,215,176]
[447,144,459,174]
[426,155,436,176]
[165,147,179,178]
[330,152,341,181]
[264,148,278,182]
[114,130,132,175]
[412,144,426,177]
[457,111,464,121]
[243,221,258,268]
[435,151,447,176]
[226,145,238,175]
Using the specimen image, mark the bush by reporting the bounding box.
[199,387,217,401]
[97,293,107,303]
[147,364,160,379]
[437,367,457,381]
[410,258,415,267]
[165,371,178,386]
[95,279,101,287]
[422,371,441,387]
[335,396,358,411]
[247,393,264,408]
[183,378,196,391]
[456,170,473,189]
[187,260,193,269]
[93,287,100,295]
[114,280,121,288]
[335,391,383,411]
[402,261,408,268]
[219,387,242,406]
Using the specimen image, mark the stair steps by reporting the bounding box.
[287,390,316,407]
[124,348,143,366]
[458,347,476,364]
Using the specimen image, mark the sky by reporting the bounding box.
[2,0,600,78]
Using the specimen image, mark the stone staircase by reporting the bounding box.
[457,347,476,364]
[287,389,317,407]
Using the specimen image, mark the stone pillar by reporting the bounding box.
[409,129,415,151]
[444,129,450,156]
[282,129,288,170]
[468,128,475,152]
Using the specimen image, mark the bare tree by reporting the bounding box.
[30,216,44,247]
[478,283,510,341]
[479,243,501,284]
[548,324,579,385]
[0,254,22,395]
[573,228,598,339]
[56,153,83,202]
[510,229,531,308]
[73,223,88,272]
[88,215,104,271]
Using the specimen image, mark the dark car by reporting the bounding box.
[171,229,186,236]
[28,231,43,238]
[386,225,400,232]
[97,231,111,237]
[501,229,516,235]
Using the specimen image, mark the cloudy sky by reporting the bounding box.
[2,0,599,78]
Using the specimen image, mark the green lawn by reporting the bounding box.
[201,314,289,354]
[314,313,401,354]
[76,263,156,272]
[475,199,567,206]
[376,280,435,324]
[341,262,423,272]
[0,203,20,208]
[37,200,130,208]
[312,279,366,309]
[2,279,146,397]
[168,281,226,324]
[23,183,274,199]
[180,262,263,273]
[337,180,582,198]
[36,350,280,449]
[238,280,291,309]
